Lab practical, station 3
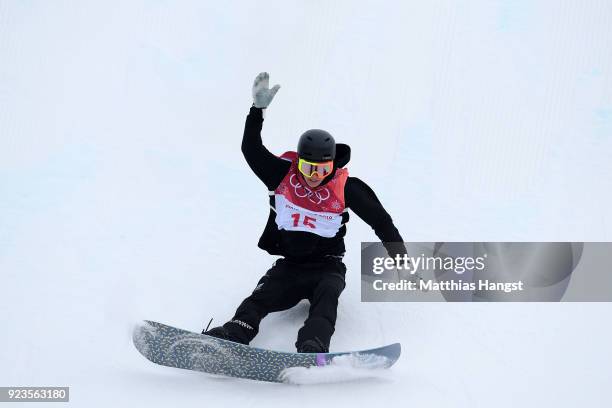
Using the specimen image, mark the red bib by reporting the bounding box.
[273,151,348,238]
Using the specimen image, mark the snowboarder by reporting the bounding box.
[203,72,407,353]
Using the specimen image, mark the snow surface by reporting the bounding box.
[280,353,394,385]
[1,1,612,407]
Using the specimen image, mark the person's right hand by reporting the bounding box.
[252,72,280,109]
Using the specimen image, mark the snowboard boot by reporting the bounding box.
[296,337,329,353]
[202,321,252,345]
[202,325,234,341]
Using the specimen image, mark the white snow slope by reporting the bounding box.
[1,1,612,407]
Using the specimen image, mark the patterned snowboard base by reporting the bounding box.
[133,320,401,383]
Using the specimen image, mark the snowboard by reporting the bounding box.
[133,320,401,383]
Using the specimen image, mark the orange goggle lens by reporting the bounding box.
[298,158,334,178]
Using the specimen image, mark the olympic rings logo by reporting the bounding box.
[289,174,330,204]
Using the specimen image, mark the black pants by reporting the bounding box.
[223,257,346,351]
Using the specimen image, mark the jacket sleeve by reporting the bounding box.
[241,106,291,190]
[345,176,408,258]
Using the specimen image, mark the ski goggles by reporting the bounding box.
[297,158,334,178]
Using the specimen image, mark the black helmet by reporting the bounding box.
[297,129,336,162]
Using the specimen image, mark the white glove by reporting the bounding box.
[252,72,280,109]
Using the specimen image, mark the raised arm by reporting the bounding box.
[240,72,290,190]
[345,176,408,258]
[241,106,290,190]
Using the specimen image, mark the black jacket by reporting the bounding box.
[241,106,407,261]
